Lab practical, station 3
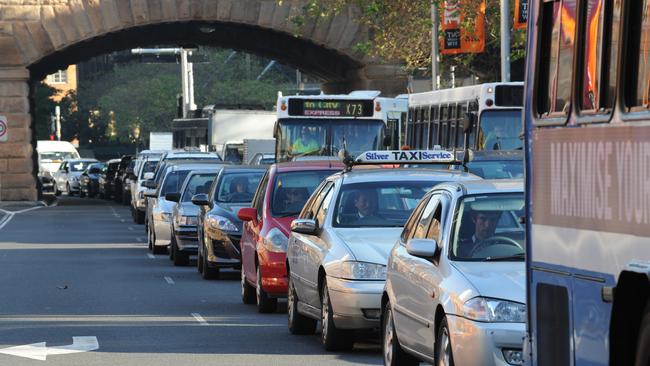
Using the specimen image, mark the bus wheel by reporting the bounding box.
[635,300,650,366]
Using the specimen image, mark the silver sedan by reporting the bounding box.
[382,179,525,366]
[286,168,479,351]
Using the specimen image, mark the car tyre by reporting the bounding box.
[172,236,189,266]
[54,184,61,197]
[321,279,354,351]
[201,246,220,280]
[256,264,278,313]
[241,268,256,304]
[287,273,317,335]
[66,183,73,196]
[80,189,86,198]
[383,301,419,366]
[635,300,650,366]
[197,243,204,274]
[135,210,145,225]
[435,317,455,366]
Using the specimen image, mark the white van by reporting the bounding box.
[36,140,81,174]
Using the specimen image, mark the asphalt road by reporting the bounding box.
[0,197,383,366]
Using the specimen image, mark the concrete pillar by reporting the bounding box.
[0,67,37,201]
[321,64,408,96]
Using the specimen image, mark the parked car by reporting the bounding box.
[193,166,266,279]
[113,155,134,204]
[79,162,106,198]
[238,161,342,312]
[52,158,98,196]
[131,158,161,224]
[168,169,222,265]
[286,167,480,350]
[382,179,525,366]
[146,162,221,254]
[99,159,120,199]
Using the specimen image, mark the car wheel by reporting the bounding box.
[79,189,86,198]
[135,210,145,225]
[197,243,204,274]
[241,268,256,304]
[321,279,353,351]
[288,273,317,335]
[435,317,455,366]
[66,183,73,196]
[635,301,650,366]
[201,247,220,280]
[383,300,419,366]
[256,264,278,313]
[172,237,189,266]
[54,184,61,197]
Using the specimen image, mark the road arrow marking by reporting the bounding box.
[0,336,99,361]
[164,276,174,284]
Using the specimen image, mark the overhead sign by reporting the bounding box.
[441,0,486,54]
[288,99,374,117]
[514,0,528,29]
[0,116,7,142]
[356,150,455,164]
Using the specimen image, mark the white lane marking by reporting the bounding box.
[120,219,126,223]
[136,237,143,242]
[147,254,155,259]
[13,206,44,214]
[0,213,15,231]
[164,276,175,285]
[127,226,134,231]
[0,336,99,361]
[191,313,208,326]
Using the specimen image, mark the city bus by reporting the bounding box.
[274,91,408,162]
[524,0,649,364]
[407,82,523,151]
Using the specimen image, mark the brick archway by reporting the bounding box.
[0,0,406,200]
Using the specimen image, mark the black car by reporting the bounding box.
[99,159,120,199]
[193,166,266,279]
[113,155,134,204]
[79,162,106,198]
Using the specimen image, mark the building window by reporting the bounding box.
[47,70,68,84]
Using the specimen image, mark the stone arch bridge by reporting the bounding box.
[0,0,407,201]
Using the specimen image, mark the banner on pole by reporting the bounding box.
[514,0,528,29]
[441,0,486,54]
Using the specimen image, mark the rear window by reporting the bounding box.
[271,170,336,217]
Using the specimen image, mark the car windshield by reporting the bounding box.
[40,152,78,161]
[333,181,433,228]
[466,160,523,179]
[271,170,336,217]
[477,110,522,150]
[216,172,264,203]
[140,161,159,178]
[181,173,216,202]
[70,161,93,172]
[160,170,191,196]
[451,193,525,261]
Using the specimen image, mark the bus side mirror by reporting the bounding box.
[383,135,392,147]
[463,112,476,133]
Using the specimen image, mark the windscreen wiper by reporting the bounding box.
[483,253,525,261]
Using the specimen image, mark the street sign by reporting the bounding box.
[0,116,7,142]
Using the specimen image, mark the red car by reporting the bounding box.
[238,161,343,313]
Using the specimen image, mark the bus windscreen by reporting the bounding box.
[478,110,523,150]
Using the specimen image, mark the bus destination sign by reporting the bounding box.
[288,99,374,117]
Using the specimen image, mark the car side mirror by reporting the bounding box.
[143,180,157,189]
[191,193,210,206]
[144,189,157,198]
[143,172,154,180]
[238,207,257,222]
[165,192,180,202]
[291,219,318,235]
[406,238,439,258]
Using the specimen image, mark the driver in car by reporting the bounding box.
[352,190,383,225]
[459,210,502,257]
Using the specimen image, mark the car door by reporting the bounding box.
[288,181,331,302]
[55,162,67,190]
[392,193,443,355]
[242,172,269,286]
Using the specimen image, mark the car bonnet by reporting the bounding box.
[450,261,525,304]
[332,227,402,265]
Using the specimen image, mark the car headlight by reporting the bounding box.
[176,215,198,226]
[262,228,288,253]
[160,212,172,222]
[330,261,386,281]
[206,214,239,232]
[463,297,526,323]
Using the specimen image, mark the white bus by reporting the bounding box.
[274,91,408,162]
[407,82,524,151]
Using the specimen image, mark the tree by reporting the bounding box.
[281,0,527,83]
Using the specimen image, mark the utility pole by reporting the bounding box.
[431,1,440,91]
[131,48,196,118]
[500,0,511,82]
[55,105,61,141]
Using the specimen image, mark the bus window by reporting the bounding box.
[422,107,430,148]
[580,0,621,113]
[429,106,439,148]
[625,0,650,109]
[536,0,577,118]
[440,106,449,147]
[456,104,465,147]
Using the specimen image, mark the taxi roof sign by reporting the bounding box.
[355,150,456,164]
